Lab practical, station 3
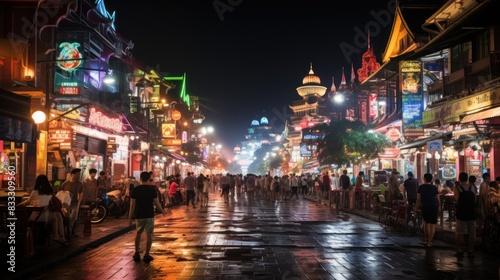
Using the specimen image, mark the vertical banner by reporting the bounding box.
[401,60,424,137]
[36,131,48,177]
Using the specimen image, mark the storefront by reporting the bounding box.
[0,89,36,189]
[47,106,129,184]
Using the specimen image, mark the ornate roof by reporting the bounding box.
[302,63,321,85]
[296,63,326,98]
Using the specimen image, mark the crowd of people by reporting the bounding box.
[17,168,118,247]
[16,167,500,262]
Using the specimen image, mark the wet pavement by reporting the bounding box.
[4,193,500,280]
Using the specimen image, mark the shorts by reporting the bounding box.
[135,217,155,234]
[422,205,438,224]
[455,219,476,235]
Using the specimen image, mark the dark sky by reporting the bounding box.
[105,0,394,151]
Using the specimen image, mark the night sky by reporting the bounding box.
[104,0,395,152]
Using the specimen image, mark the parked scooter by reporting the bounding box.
[90,190,129,224]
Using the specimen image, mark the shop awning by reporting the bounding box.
[461,107,500,124]
[121,113,148,134]
[0,88,32,123]
[167,152,186,162]
[398,132,452,150]
[0,88,36,143]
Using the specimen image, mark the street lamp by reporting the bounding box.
[32,110,46,124]
[333,93,348,120]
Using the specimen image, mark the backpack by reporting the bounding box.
[49,194,63,213]
[455,184,477,221]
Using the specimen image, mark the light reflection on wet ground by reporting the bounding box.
[29,193,500,279]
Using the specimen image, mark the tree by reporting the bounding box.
[316,119,391,167]
[248,143,272,175]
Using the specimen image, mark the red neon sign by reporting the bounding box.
[88,107,123,133]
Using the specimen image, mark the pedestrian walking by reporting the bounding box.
[414,173,440,248]
[129,171,165,263]
[220,173,231,203]
[184,172,196,208]
[403,171,418,224]
[454,172,478,258]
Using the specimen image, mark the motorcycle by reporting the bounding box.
[90,190,129,224]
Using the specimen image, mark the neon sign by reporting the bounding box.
[56,42,83,72]
[163,73,191,109]
[88,107,123,133]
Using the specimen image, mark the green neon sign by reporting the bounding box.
[163,73,190,109]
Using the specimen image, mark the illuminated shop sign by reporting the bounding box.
[59,84,80,95]
[302,134,324,140]
[400,60,424,137]
[48,128,73,143]
[56,42,83,72]
[88,107,123,133]
[163,73,191,109]
[162,123,176,138]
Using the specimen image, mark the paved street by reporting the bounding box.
[23,193,500,280]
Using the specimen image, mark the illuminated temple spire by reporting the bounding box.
[330,76,336,93]
[338,67,347,93]
[357,31,381,83]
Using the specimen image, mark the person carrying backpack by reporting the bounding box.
[454,172,478,258]
[403,171,419,224]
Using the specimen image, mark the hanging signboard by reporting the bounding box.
[401,60,424,137]
[427,139,443,152]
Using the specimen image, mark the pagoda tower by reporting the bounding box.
[356,33,381,83]
[287,63,328,165]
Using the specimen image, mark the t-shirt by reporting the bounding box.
[403,177,418,200]
[61,180,83,206]
[168,181,178,196]
[417,183,438,207]
[82,178,98,204]
[197,175,204,187]
[184,176,196,190]
[130,184,158,219]
[340,175,351,189]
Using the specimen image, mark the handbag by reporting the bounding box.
[49,195,63,213]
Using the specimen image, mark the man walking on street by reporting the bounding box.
[404,171,419,224]
[454,172,478,258]
[184,172,196,208]
[196,173,205,204]
[129,171,165,263]
[414,173,440,248]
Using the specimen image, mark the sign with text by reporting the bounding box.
[88,107,123,133]
[48,128,73,143]
[427,139,443,152]
[401,60,424,137]
[161,139,182,146]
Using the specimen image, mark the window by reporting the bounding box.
[450,42,470,73]
[473,29,490,62]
